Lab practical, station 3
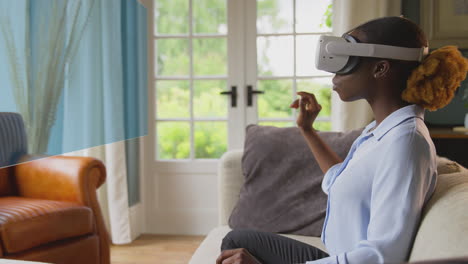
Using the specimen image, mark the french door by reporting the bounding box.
[153,0,333,173]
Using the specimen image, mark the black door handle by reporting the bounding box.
[220,86,237,107]
[247,85,264,106]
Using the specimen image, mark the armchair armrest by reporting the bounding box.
[14,155,106,206]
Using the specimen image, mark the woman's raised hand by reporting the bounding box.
[290,91,322,131]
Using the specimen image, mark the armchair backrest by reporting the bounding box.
[0,112,28,196]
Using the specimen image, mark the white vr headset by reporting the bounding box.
[315,34,429,74]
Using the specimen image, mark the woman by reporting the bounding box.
[216,17,468,264]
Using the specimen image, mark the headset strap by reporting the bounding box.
[327,42,428,62]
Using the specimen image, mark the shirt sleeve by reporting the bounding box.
[308,131,437,264]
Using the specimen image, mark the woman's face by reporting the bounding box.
[331,31,376,102]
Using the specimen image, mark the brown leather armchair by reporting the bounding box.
[0,113,110,264]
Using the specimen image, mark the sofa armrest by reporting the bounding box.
[14,155,106,205]
[218,150,244,226]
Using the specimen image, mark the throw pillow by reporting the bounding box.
[228,124,362,236]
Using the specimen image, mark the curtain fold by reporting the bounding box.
[331,0,401,131]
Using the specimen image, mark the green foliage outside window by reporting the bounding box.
[194,122,227,158]
[321,4,333,29]
[157,122,190,159]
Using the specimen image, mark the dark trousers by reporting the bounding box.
[221,229,329,264]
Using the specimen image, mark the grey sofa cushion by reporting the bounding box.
[228,125,362,236]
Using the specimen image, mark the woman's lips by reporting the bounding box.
[332,81,338,90]
[332,76,339,90]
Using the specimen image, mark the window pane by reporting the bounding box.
[194,80,227,118]
[257,36,293,76]
[296,78,332,118]
[156,81,190,118]
[157,122,190,159]
[194,122,227,159]
[258,121,294,127]
[155,0,189,35]
[296,0,332,33]
[257,0,293,34]
[193,0,227,34]
[314,121,332,131]
[258,79,293,119]
[156,38,189,76]
[193,38,227,76]
[296,35,331,76]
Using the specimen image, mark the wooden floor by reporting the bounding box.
[111,235,205,264]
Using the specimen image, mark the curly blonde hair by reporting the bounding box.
[402,46,468,111]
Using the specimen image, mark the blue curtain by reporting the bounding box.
[62,0,148,206]
[122,0,148,206]
[61,0,148,155]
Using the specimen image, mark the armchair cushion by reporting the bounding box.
[0,197,93,254]
[228,125,362,236]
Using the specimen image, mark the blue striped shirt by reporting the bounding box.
[307,104,437,264]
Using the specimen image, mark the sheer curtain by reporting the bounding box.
[331,0,401,131]
[0,0,93,154]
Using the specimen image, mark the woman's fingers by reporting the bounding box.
[293,91,323,131]
[290,99,300,109]
[297,91,319,106]
[217,249,260,264]
[311,94,321,110]
[217,249,235,264]
[296,91,321,112]
[221,257,235,264]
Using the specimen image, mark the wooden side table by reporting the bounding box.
[429,127,468,168]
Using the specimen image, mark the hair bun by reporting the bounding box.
[402,46,468,111]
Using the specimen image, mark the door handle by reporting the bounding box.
[220,86,237,107]
[247,85,264,106]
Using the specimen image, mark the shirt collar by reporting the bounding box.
[363,104,425,141]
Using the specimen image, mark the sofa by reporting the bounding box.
[190,140,468,263]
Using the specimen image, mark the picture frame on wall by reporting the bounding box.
[421,0,468,48]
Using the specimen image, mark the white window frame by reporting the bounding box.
[245,0,333,126]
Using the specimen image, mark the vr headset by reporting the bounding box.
[315,34,429,75]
